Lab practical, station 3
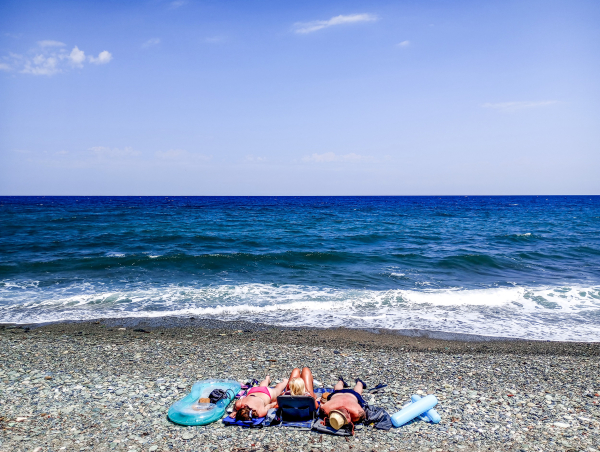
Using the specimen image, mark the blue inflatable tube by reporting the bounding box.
[411,394,441,423]
[168,379,241,426]
[391,394,438,428]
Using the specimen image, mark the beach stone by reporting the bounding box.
[1,321,599,452]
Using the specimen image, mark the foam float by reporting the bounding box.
[410,394,441,423]
[391,394,439,428]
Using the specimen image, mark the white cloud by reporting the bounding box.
[169,0,187,8]
[302,152,373,163]
[482,101,557,111]
[155,149,188,159]
[1,42,113,75]
[142,38,161,48]
[397,40,410,47]
[38,40,66,48]
[68,46,86,67]
[245,155,267,162]
[22,54,60,75]
[155,149,212,162]
[294,13,377,34]
[204,36,226,44]
[89,50,112,65]
[89,146,141,158]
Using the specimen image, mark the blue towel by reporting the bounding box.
[279,419,313,429]
[314,387,333,394]
[222,415,266,428]
[223,387,335,428]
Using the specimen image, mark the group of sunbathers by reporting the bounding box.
[230,367,368,430]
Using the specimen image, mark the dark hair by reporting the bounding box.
[236,405,253,421]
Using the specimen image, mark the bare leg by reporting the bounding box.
[269,379,289,401]
[353,381,364,394]
[300,367,315,397]
[258,375,271,387]
[287,368,301,390]
[334,380,345,391]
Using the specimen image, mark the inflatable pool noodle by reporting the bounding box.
[391,394,438,428]
[168,379,241,426]
[411,394,441,423]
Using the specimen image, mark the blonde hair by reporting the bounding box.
[289,377,306,396]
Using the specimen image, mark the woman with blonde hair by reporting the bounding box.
[283,367,318,409]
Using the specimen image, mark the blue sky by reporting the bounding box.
[1,0,599,195]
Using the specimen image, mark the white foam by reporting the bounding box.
[1,283,599,341]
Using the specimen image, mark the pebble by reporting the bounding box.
[0,320,598,452]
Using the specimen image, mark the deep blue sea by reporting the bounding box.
[1,196,599,341]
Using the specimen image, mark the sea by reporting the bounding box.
[1,196,599,342]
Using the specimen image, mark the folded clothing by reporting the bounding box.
[364,405,392,430]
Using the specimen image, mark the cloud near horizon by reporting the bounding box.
[89,146,141,159]
[245,155,267,163]
[302,152,374,163]
[482,101,557,111]
[293,13,377,34]
[154,149,212,162]
[0,42,112,75]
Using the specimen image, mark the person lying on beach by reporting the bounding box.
[230,375,288,421]
[320,377,367,430]
[282,367,319,409]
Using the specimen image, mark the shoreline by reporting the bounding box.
[1,318,599,452]
[3,315,600,355]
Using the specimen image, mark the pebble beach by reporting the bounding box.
[1,318,599,452]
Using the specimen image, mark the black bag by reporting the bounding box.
[209,388,235,404]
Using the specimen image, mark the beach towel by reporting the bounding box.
[311,416,354,436]
[223,384,335,429]
[222,415,266,428]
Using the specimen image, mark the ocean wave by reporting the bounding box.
[1,283,599,341]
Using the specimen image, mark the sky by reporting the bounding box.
[0,0,599,195]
